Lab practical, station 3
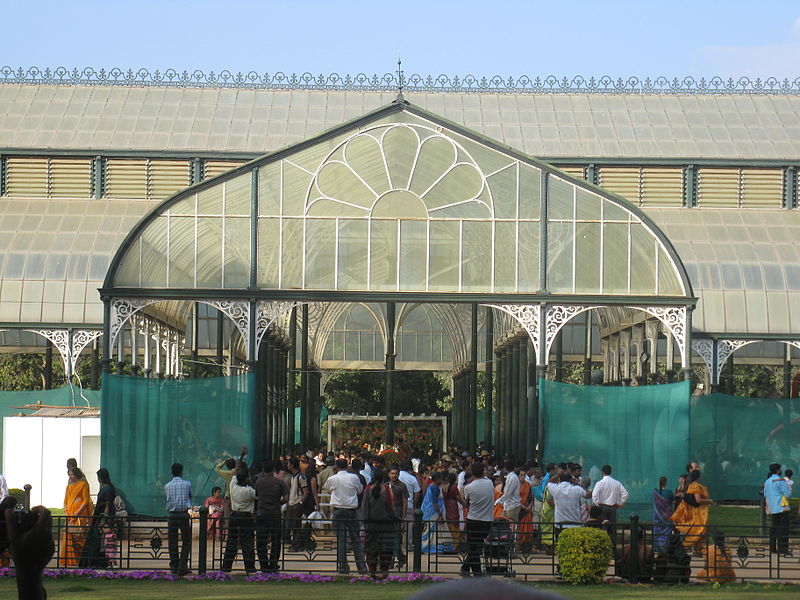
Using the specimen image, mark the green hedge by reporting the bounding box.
[556,527,613,584]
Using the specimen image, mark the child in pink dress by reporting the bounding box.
[204,486,224,540]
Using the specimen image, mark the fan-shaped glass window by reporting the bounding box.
[109,107,687,299]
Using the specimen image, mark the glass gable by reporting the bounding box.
[110,106,687,298]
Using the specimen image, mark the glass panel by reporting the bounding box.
[603,222,628,294]
[304,218,335,289]
[409,136,457,196]
[114,238,140,287]
[575,222,601,293]
[462,220,491,292]
[196,217,223,288]
[518,221,540,292]
[487,165,517,219]
[337,219,368,290]
[382,126,418,189]
[548,176,574,220]
[399,220,427,291]
[257,217,280,288]
[629,223,656,294]
[197,183,223,216]
[223,217,250,288]
[576,188,601,221]
[547,221,573,292]
[428,220,459,291]
[369,219,398,291]
[225,174,251,216]
[423,164,483,212]
[519,164,541,220]
[317,161,375,211]
[169,193,197,217]
[258,162,281,217]
[494,221,516,292]
[140,216,168,288]
[344,133,391,196]
[281,219,303,288]
[167,216,195,288]
[603,199,630,222]
[282,162,312,217]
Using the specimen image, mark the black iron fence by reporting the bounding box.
[34,508,800,582]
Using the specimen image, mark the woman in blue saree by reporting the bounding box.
[652,476,675,553]
[420,473,454,553]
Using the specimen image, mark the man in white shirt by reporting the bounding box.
[323,459,368,575]
[221,468,257,574]
[398,461,421,552]
[0,473,8,502]
[549,473,589,528]
[461,463,494,577]
[591,464,629,546]
[494,462,522,523]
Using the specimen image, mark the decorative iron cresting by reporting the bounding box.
[3,67,800,95]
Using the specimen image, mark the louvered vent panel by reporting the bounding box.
[697,167,740,207]
[203,160,246,179]
[105,159,149,198]
[553,166,585,179]
[149,159,191,199]
[740,168,783,208]
[598,167,641,204]
[5,157,49,196]
[641,167,684,207]
[50,158,92,197]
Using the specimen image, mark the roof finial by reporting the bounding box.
[396,55,405,102]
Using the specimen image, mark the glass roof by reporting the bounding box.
[108,104,689,298]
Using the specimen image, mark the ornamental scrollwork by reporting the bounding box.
[256,300,298,348]
[632,306,687,367]
[205,300,250,350]
[110,298,158,349]
[484,304,541,362]
[716,340,757,382]
[3,67,800,95]
[691,339,715,382]
[544,305,596,360]
[70,330,103,376]
[25,329,71,376]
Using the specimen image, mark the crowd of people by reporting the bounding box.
[1,448,798,585]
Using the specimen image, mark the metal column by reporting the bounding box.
[484,308,493,447]
[385,302,396,446]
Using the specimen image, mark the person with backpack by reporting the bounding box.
[286,458,309,551]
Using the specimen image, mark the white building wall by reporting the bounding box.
[3,417,101,507]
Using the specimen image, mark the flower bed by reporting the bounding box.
[0,568,445,584]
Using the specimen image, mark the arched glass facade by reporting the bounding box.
[109,106,688,298]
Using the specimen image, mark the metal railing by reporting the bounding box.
[35,507,800,582]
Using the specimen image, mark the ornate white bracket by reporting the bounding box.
[631,306,687,367]
[691,338,715,382]
[205,300,250,350]
[483,304,541,363]
[256,300,298,348]
[26,329,71,376]
[716,339,757,382]
[109,298,159,349]
[783,341,800,352]
[544,305,596,360]
[71,330,103,376]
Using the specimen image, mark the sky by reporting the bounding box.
[1,1,799,81]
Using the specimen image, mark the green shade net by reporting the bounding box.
[101,374,254,516]
[690,392,799,502]
[541,379,690,516]
[0,385,101,467]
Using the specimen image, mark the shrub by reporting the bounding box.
[556,527,613,584]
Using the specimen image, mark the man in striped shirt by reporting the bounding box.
[164,463,193,576]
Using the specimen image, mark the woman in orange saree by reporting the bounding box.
[62,467,93,566]
[670,470,712,554]
[518,473,534,546]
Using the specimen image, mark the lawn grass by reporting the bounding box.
[708,505,762,536]
[2,579,800,600]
